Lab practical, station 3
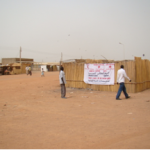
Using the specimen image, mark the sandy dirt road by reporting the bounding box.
[0,71,150,149]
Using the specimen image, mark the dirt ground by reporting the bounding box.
[0,71,150,149]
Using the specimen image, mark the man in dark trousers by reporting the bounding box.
[28,66,32,76]
[59,66,67,99]
[116,65,131,100]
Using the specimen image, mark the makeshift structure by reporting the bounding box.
[0,58,33,75]
[0,63,31,75]
[62,57,150,93]
[41,65,47,72]
[33,62,60,71]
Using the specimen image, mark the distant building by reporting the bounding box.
[33,62,60,71]
[2,58,34,65]
[1,58,34,75]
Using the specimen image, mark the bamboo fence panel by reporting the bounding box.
[142,60,146,91]
[81,63,84,88]
[130,60,136,93]
[63,57,150,93]
[135,57,140,92]
[53,65,58,71]
[135,57,150,92]
[146,60,150,89]
[76,64,79,88]
[145,60,149,89]
[145,59,150,89]
[72,63,75,88]
[75,64,80,88]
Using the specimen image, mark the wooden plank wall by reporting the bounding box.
[10,63,30,75]
[135,57,150,92]
[21,63,31,74]
[52,65,58,71]
[63,59,136,93]
[32,64,41,71]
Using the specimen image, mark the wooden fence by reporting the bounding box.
[63,57,150,93]
[135,57,150,92]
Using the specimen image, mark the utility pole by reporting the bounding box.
[61,52,63,64]
[61,53,63,61]
[20,47,22,72]
[20,47,22,64]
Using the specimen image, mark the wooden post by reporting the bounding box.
[20,47,22,73]
[20,47,21,64]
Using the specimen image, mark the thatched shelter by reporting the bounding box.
[0,63,31,75]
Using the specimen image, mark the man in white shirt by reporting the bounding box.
[116,65,131,100]
[25,66,29,75]
[59,66,67,99]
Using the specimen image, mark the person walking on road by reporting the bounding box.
[59,66,67,99]
[28,66,32,76]
[25,66,29,75]
[116,65,131,100]
[41,68,44,77]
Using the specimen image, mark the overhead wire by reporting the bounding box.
[0,46,79,58]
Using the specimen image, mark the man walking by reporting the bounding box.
[25,66,29,75]
[59,66,67,99]
[28,66,32,76]
[116,65,131,100]
[41,68,44,77]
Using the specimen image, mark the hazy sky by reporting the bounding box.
[0,0,150,62]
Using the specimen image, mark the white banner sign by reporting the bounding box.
[84,63,115,85]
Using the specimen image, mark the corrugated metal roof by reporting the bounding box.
[34,62,60,65]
